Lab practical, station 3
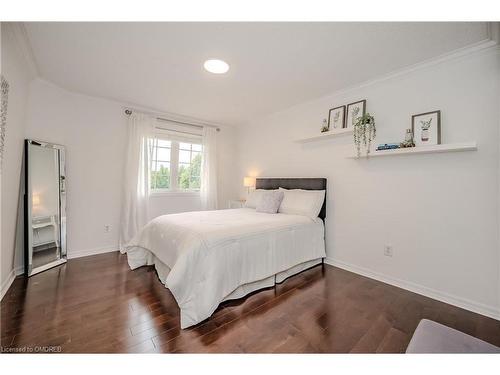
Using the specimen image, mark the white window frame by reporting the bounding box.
[149,132,202,196]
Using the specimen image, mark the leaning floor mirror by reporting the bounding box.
[24,139,67,276]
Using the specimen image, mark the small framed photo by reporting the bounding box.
[412,110,441,146]
[328,105,345,130]
[346,100,366,129]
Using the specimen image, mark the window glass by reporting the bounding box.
[149,136,201,192]
[156,147,170,161]
[150,138,172,190]
[177,143,202,190]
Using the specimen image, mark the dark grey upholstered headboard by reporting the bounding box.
[255,178,327,221]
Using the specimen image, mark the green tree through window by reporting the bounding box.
[151,165,170,189]
[179,153,201,189]
[149,136,202,191]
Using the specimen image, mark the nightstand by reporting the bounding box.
[228,199,246,209]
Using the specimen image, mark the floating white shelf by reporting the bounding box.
[347,142,478,158]
[295,128,353,143]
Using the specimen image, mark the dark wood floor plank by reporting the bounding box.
[376,327,409,353]
[1,251,499,353]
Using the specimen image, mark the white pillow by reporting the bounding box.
[278,188,325,219]
[256,190,285,214]
[244,189,267,209]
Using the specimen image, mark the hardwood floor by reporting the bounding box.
[1,251,499,353]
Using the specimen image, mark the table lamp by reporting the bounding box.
[243,176,256,195]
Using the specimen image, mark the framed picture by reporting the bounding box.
[412,110,441,146]
[328,105,345,130]
[346,100,366,129]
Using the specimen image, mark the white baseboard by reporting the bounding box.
[15,265,24,275]
[325,257,500,321]
[0,269,16,301]
[67,245,118,259]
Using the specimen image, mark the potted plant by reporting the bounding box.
[353,113,376,157]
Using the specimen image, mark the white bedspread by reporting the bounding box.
[122,208,325,328]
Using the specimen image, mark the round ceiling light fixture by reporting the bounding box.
[203,59,230,74]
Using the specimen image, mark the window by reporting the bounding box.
[178,142,202,190]
[150,138,171,190]
[149,135,202,192]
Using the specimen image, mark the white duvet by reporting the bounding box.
[122,208,325,328]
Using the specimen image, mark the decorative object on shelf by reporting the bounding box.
[320,119,329,133]
[353,112,376,157]
[376,143,399,151]
[328,105,346,129]
[400,140,415,148]
[346,99,366,129]
[1,75,9,167]
[400,128,415,148]
[405,128,413,142]
[412,110,441,147]
[243,176,256,195]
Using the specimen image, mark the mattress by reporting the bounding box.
[122,208,326,328]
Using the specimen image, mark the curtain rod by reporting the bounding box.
[155,127,202,137]
[124,109,220,131]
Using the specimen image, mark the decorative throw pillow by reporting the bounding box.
[256,190,285,214]
[244,189,267,209]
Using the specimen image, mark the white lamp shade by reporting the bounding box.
[243,177,256,188]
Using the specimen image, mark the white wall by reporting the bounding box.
[24,79,239,262]
[237,46,500,318]
[1,23,35,297]
[25,79,127,260]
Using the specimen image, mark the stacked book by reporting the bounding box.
[376,143,400,151]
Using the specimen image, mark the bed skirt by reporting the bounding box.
[127,250,322,325]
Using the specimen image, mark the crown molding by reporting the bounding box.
[329,38,499,100]
[3,22,39,78]
[254,32,500,125]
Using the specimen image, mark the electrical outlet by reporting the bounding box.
[104,225,111,233]
[384,245,393,257]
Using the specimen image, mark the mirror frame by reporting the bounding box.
[24,139,67,276]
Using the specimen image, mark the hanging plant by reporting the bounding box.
[353,113,376,157]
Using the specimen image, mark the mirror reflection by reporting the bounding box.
[25,140,67,276]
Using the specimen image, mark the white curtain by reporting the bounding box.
[119,112,154,251]
[200,126,218,210]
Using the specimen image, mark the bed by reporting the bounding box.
[121,178,327,329]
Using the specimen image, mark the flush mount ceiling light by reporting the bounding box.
[203,59,229,74]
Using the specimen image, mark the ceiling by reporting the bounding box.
[24,22,490,126]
